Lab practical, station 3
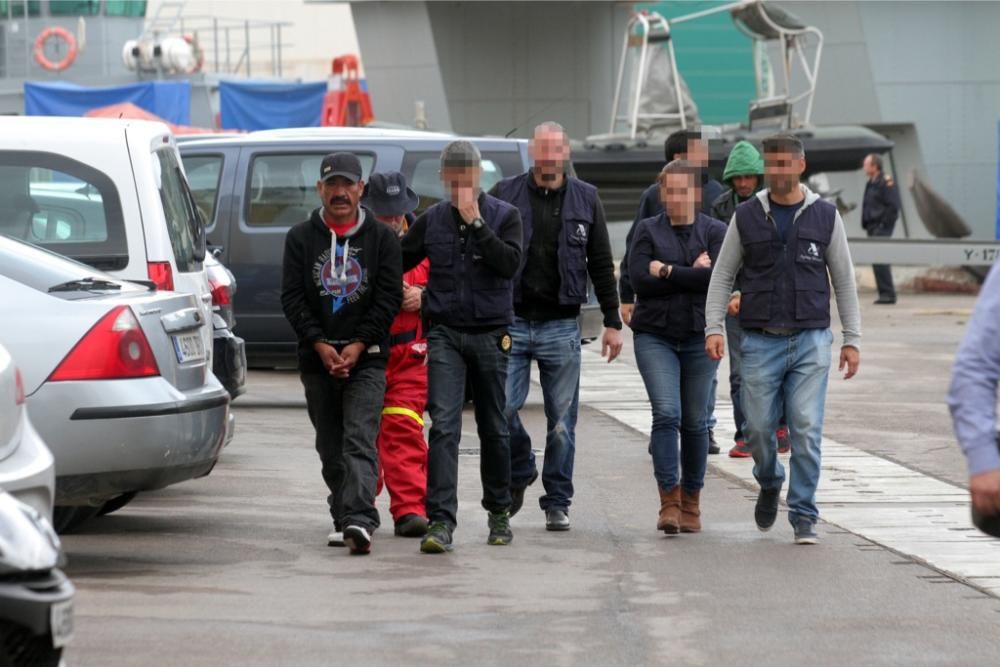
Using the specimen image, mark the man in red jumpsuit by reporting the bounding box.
[363,172,430,538]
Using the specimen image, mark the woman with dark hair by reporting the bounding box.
[628,160,727,535]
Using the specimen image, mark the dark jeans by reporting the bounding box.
[505,317,581,512]
[725,313,747,441]
[635,332,719,493]
[426,324,513,530]
[868,224,896,300]
[301,365,385,531]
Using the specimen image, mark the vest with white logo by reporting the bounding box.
[423,194,517,327]
[493,172,596,305]
[735,196,835,330]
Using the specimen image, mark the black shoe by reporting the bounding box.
[487,511,513,546]
[755,488,781,532]
[510,469,538,517]
[793,518,819,545]
[394,514,429,538]
[873,298,896,305]
[343,525,372,555]
[708,429,720,455]
[545,509,570,531]
[420,521,453,554]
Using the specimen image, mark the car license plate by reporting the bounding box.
[50,598,73,648]
[172,332,206,364]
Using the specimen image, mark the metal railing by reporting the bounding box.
[0,2,292,80]
[157,15,293,78]
[140,2,291,78]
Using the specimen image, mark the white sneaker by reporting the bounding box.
[344,525,373,555]
[327,528,345,547]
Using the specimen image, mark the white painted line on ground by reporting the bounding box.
[575,348,1000,598]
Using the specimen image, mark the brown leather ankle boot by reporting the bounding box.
[680,489,701,533]
[657,485,681,534]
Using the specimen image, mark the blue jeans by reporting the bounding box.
[707,376,718,431]
[505,317,581,512]
[634,332,719,493]
[728,315,786,441]
[740,327,833,524]
[426,325,513,530]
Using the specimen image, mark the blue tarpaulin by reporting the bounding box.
[219,80,327,131]
[24,80,192,125]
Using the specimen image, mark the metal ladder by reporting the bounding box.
[139,1,187,42]
[607,10,688,140]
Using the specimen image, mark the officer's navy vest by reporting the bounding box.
[735,194,835,330]
[423,194,518,327]
[630,213,718,340]
[493,173,596,305]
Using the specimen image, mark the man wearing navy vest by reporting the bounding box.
[401,140,524,554]
[704,134,862,545]
[490,122,623,532]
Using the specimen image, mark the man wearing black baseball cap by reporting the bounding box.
[401,140,524,553]
[281,152,403,555]
[363,171,432,539]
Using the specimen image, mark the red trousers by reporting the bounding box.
[376,340,428,521]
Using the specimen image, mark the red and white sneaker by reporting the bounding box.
[776,427,791,454]
[728,440,753,458]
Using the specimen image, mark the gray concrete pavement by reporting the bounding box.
[61,294,1000,665]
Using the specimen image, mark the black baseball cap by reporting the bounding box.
[320,152,363,183]
[362,171,419,217]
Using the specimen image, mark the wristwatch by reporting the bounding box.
[658,264,671,279]
[471,217,485,230]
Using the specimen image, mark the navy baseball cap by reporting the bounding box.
[362,171,419,217]
[320,152,363,183]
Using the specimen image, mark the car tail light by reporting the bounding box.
[14,368,25,406]
[49,306,160,381]
[208,269,236,329]
[148,261,174,291]
[209,278,231,306]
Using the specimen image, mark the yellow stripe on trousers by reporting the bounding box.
[382,406,425,426]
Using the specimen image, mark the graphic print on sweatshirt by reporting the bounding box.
[312,244,367,314]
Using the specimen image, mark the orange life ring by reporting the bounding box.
[34,27,77,72]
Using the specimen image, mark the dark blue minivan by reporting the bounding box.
[178,127,601,367]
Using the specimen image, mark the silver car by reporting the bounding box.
[0,341,55,520]
[0,236,230,532]
[0,490,74,664]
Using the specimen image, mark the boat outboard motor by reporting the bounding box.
[910,171,971,238]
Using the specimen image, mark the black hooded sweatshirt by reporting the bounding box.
[281,206,402,373]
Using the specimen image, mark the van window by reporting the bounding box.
[154,148,202,273]
[246,153,375,226]
[182,154,224,226]
[401,151,524,212]
[0,151,127,270]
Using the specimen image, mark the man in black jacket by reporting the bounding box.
[281,152,402,556]
[401,140,523,553]
[862,153,900,305]
[490,121,622,532]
